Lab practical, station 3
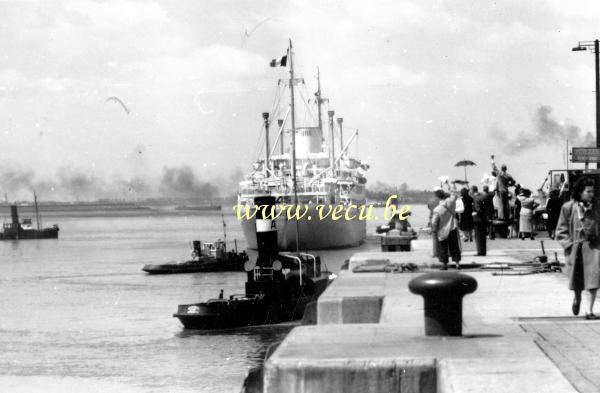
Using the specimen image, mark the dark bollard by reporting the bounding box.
[408,272,477,336]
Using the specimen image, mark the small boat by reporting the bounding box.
[173,194,334,330]
[174,204,222,212]
[375,212,417,251]
[0,193,59,240]
[142,240,249,274]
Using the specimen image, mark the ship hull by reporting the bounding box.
[240,206,366,250]
[173,274,331,329]
[142,254,247,274]
[0,228,59,240]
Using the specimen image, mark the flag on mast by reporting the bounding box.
[269,54,287,67]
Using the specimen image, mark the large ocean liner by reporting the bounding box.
[238,42,369,250]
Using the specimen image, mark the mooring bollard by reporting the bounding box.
[408,272,477,336]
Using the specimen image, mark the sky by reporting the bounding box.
[1,0,600,200]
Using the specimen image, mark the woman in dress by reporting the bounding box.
[556,177,600,319]
[517,189,538,240]
[458,187,474,242]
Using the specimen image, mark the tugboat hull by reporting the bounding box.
[0,227,59,240]
[142,254,248,274]
[173,275,331,329]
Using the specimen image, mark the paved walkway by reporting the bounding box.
[523,321,600,393]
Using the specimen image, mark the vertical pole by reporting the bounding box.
[337,117,344,154]
[34,191,41,231]
[289,39,300,254]
[566,139,569,170]
[328,110,335,170]
[592,40,600,169]
[316,67,323,136]
[263,112,270,173]
[278,119,284,155]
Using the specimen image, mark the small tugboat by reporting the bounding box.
[142,240,249,274]
[0,194,59,240]
[173,195,333,329]
[375,212,417,251]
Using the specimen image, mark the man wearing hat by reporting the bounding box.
[431,186,461,270]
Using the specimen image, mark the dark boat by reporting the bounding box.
[173,195,333,329]
[0,200,59,240]
[174,204,222,212]
[142,240,249,274]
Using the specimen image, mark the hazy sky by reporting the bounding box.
[1,0,600,199]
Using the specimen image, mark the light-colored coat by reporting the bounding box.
[431,194,458,242]
[555,200,600,290]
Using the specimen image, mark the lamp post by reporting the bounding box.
[572,40,600,149]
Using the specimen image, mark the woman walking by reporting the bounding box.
[556,177,600,319]
[517,189,538,240]
[458,187,474,242]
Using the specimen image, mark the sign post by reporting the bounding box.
[571,147,600,166]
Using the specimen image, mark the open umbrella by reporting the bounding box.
[454,159,476,182]
[452,179,469,186]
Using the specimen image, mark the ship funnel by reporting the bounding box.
[10,205,19,226]
[254,196,278,268]
[328,111,335,168]
[337,117,344,153]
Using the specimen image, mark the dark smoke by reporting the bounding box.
[490,106,594,155]
[0,163,35,191]
[0,163,239,202]
[57,166,107,201]
[158,166,218,199]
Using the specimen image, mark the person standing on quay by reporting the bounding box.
[556,177,600,319]
[431,185,461,270]
[545,189,562,239]
[458,187,474,242]
[482,185,496,240]
[517,189,538,240]
[427,187,443,258]
[491,155,516,220]
[472,185,488,256]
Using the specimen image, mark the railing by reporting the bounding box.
[254,266,273,281]
[299,253,317,278]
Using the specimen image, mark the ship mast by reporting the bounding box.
[288,39,300,254]
[33,191,41,231]
[316,67,323,135]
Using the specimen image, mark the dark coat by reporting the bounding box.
[459,195,474,230]
[473,192,493,223]
[545,196,562,230]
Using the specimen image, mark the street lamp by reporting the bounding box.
[572,39,600,149]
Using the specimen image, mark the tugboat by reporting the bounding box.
[375,212,417,251]
[0,194,59,240]
[173,195,333,329]
[142,240,249,274]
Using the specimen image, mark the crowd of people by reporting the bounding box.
[425,156,600,319]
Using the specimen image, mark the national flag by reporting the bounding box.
[270,54,287,67]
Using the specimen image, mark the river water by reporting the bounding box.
[0,205,428,393]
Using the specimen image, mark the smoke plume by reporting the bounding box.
[0,163,243,202]
[490,105,594,155]
[158,166,218,199]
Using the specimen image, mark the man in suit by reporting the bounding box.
[472,185,490,255]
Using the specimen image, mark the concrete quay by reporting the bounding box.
[261,239,598,393]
